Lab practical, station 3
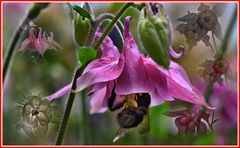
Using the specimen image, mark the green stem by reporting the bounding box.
[204,6,237,103]
[56,67,82,145]
[93,2,133,49]
[220,6,237,56]
[3,17,29,83]
[3,3,49,84]
[204,82,213,101]
[81,91,91,144]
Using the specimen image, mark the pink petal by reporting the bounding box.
[95,32,120,57]
[116,17,153,95]
[89,86,108,114]
[115,50,153,95]
[19,39,32,51]
[34,28,48,54]
[88,82,107,95]
[123,16,140,55]
[75,55,124,92]
[45,84,72,101]
[144,58,173,106]
[148,59,213,109]
[169,46,184,59]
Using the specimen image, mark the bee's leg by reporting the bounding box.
[108,95,124,111]
[108,88,123,111]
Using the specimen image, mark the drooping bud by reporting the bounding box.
[138,3,171,69]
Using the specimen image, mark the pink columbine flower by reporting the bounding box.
[45,16,212,113]
[193,79,237,144]
[165,105,210,135]
[198,53,230,84]
[19,27,61,55]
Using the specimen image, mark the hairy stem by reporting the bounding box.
[56,67,82,145]
[81,91,91,144]
[3,3,49,84]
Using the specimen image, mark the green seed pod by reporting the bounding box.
[74,14,91,46]
[138,4,171,69]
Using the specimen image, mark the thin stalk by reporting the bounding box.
[220,6,237,56]
[81,91,91,144]
[56,67,82,145]
[93,2,133,49]
[3,17,29,82]
[212,32,217,52]
[3,3,49,84]
[84,2,94,18]
[204,6,237,102]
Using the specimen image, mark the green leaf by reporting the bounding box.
[77,47,97,67]
[72,5,92,19]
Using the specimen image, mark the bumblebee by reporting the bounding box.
[108,91,151,142]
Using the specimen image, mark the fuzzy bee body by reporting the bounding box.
[108,92,151,142]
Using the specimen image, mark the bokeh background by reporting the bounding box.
[3,2,238,145]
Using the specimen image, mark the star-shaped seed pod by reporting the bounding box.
[13,95,59,138]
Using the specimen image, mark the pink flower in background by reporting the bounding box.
[165,105,210,135]
[19,27,61,55]
[193,79,237,144]
[198,54,230,84]
[45,16,212,114]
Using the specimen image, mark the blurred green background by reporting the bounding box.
[3,2,238,145]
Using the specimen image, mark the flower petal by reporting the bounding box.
[151,60,213,109]
[75,55,124,92]
[18,39,32,51]
[176,11,198,23]
[95,32,120,57]
[45,84,71,101]
[116,17,153,95]
[212,3,226,17]
[212,22,223,41]
[198,3,210,12]
[144,58,173,106]
[89,86,108,114]
[116,51,153,95]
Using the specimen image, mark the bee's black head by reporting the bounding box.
[136,93,151,108]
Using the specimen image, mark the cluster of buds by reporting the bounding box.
[198,53,230,84]
[176,3,225,50]
[19,27,61,56]
[13,95,58,138]
[165,105,210,135]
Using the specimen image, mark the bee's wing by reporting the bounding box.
[113,128,129,142]
[138,112,150,135]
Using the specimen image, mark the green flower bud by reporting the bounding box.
[74,14,91,46]
[138,4,171,69]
